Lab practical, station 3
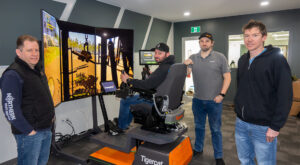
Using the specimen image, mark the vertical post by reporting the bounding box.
[98,94,110,132]
[92,95,101,133]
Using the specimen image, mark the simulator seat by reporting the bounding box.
[130,63,187,133]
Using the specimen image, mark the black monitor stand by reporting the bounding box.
[142,64,151,80]
[97,94,121,135]
[50,95,105,165]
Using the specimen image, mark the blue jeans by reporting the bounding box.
[235,117,277,165]
[192,98,223,159]
[118,95,152,130]
[14,129,52,165]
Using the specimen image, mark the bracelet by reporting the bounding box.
[219,93,225,97]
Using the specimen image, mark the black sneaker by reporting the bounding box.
[113,117,119,126]
[193,149,203,156]
[216,158,225,165]
[106,120,124,136]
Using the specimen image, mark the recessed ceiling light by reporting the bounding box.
[184,12,190,16]
[260,1,269,6]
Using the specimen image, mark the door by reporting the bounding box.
[182,37,200,94]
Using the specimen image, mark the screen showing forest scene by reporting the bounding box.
[42,10,61,106]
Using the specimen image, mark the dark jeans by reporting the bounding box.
[192,98,223,159]
[118,95,152,130]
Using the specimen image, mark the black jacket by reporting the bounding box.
[128,55,175,90]
[2,57,55,134]
[234,45,293,131]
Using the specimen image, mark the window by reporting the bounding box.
[228,31,289,68]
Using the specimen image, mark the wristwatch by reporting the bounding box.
[219,93,226,97]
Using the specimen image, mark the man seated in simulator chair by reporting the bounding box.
[118,43,175,131]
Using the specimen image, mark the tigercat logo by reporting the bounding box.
[176,114,184,120]
[141,155,163,165]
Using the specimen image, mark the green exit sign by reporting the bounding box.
[191,26,201,33]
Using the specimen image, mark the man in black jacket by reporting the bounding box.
[118,43,175,130]
[0,35,55,165]
[234,20,293,165]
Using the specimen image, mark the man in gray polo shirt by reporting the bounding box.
[184,32,231,165]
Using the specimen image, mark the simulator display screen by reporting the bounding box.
[67,32,96,99]
[42,10,62,107]
[42,10,135,102]
[95,35,102,93]
[96,28,134,88]
[139,50,157,65]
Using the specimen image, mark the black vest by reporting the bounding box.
[5,57,55,134]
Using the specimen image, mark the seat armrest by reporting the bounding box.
[131,87,156,100]
[131,87,156,94]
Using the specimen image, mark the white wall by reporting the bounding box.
[0,66,18,163]
[54,95,120,136]
[167,23,174,55]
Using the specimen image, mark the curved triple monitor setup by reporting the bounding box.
[41,10,133,107]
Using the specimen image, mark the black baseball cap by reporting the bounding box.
[155,43,169,53]
[199,32,214,41]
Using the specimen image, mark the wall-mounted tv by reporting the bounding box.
[139,50,157,65]
[41,10,62,107]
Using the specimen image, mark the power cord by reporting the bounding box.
[55,119,93,147]
[55,119,75,147]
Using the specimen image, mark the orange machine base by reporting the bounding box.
[89,147,135,165]
[89,136,192,165]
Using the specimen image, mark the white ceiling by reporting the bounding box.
[96,0,300,22]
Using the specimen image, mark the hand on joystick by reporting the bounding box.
[120,70,129,83]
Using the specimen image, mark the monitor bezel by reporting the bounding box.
[139,50,158,65]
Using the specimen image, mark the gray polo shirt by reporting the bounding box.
[189,50,230,100]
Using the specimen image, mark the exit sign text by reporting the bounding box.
[191,26,201,33]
